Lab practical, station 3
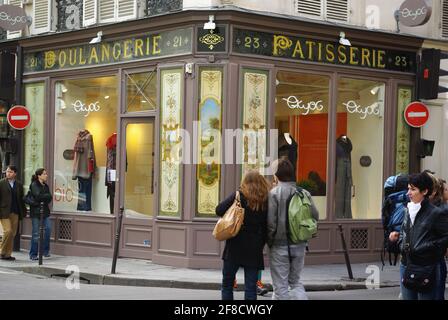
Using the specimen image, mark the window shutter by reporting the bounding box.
[442,0,448,38]
[325,0,349,22]
[6,0,23,39]
[296,0,323,18]
[83,0,97,26]
[99,0,116,23]
[117,0,137,21]
[32,0,51,34]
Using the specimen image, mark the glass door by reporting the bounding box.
[120,118,155,218]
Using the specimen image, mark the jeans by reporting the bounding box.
[30,217,51,258]
[77,177,92,211]
[221,260,258,300]
[269,243,307,300]
[400,262,441,300]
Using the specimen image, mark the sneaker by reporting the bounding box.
[30,256,38,261]
[256,280,268,296]
[44,254,51,258]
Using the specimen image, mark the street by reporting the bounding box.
[0,267,405,300]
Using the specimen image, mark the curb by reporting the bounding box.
[5,265,401,291]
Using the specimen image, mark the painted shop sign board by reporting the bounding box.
[0,4,28,32]
[398,0,432,27]
[24,27,193,73]
[233,28,416,73]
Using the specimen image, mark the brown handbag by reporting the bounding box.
[213,191,245,241]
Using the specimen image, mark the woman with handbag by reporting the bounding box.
[28,168,52,261]
[389,171,448,300]
[215,170,270,300]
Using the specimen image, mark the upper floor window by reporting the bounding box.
[83,0,138,26]
[442,0,448,38]
[296,0,349,23]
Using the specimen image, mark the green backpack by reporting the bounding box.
[286,187,318,243]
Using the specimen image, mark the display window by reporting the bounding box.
[53,76,118,214]
[335,77,385,220]
[274,71,330,220]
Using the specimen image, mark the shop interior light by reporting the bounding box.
[203,15,216,30]
[339,32,351,46]
[275,79,280,86]
[104,95,110,99]
[141,100,147,103]
[90,31,103,44]
[61,84,68,93]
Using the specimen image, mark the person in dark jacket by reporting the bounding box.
[0,165,26,261]
[389,171,448,300]
[28,168,52,260]
[215,170,270,300]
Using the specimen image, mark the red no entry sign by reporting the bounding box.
[7,105,31,130]
[404,101,429,128]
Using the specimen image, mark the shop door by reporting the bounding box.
[119,118,155,259]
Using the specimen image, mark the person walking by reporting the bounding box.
[215,170,270,300]
[28,168,52,261]
[389,171,448,300]
[267,158,319,300]
[0,165,26,261]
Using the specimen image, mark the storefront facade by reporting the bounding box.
[18,9,422,267]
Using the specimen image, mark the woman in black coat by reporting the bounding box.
[28,168,52,260]
[215,170,270,300]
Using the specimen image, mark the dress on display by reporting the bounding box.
[335,135,352,219]
[105,133,117,214]
[72,129,96,211]
[278,133,298,179]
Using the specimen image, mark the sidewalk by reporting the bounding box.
[0,250,401,291]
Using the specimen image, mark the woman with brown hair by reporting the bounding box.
[215,170,270,300]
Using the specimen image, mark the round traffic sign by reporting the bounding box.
[7,105,31,130]
[404,101,429,128]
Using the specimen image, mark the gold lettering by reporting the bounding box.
[101,43,110,62]
[113,43,121,60]
[338,45,347,64]
[69,49,77,66]
[306,41,316,60]
[325,44,335,62]
[153,35,161,55]
[372,49,376,68]
[377,50,386,68]
[361,48,371,67]
[146,37,150,55]
[135,39,144,57]
[123,40,132,59]
[59,51,67,68]
[292,40,304,59]
[79,48,87,65]
[349,47,359,65]
[89,47,99,64]
[317,42,323,61]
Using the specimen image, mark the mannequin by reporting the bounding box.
[335,134,352,219]
[278,132,298,179]
[72,129,96,211]
[105,133,117,214]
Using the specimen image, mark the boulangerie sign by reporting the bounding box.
[398,0,432,27]
[0,5,28,32]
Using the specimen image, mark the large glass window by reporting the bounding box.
[335,78,385,220]
[53,76,117,214]
[275,71,330,220]
[24,82,45,188]
[125,71,157,112]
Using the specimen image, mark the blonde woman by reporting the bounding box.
[215,170,270,300]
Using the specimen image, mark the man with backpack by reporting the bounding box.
[267,159,319,300]
[381,174,409,268]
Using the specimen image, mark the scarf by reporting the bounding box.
[407,201,421,225]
